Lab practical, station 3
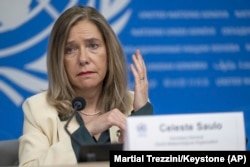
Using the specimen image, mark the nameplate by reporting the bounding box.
[124,112,246,150]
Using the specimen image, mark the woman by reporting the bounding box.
[19,5,153,166]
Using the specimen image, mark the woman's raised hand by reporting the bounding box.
[130,49,148,111]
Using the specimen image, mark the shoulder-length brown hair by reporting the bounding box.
[47,5,132,120]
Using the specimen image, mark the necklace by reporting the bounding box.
[80,110,101,116]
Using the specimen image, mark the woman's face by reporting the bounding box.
[64,20,107,92]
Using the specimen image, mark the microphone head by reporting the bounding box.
[72,97,86,111]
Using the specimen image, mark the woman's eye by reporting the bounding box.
[65,46,78,55]
[88,43,99,49]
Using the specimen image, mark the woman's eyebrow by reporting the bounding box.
[65,41,76,46]
[84,38,102,43]
[66,38,102,44]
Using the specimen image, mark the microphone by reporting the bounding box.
[72,97,86,111]
[64,97,86,146]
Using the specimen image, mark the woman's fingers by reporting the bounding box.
[131,49,148,111]
[85,108,127,136]
[106,109,126,130]
[131,49,147,83]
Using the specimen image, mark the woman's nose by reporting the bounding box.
[79,47,89,65]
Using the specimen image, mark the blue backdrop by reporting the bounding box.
[0,0,250,149]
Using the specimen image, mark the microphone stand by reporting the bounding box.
[64,110,82,147]
[64,97,86,148]
[64,104,98,162]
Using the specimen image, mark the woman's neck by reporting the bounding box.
[75,86,102,113]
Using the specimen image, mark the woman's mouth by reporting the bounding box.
[77,71,95,76]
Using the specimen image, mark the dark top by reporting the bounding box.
[70,102,153,161]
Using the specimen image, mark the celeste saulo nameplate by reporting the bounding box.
[124,112,246,150]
